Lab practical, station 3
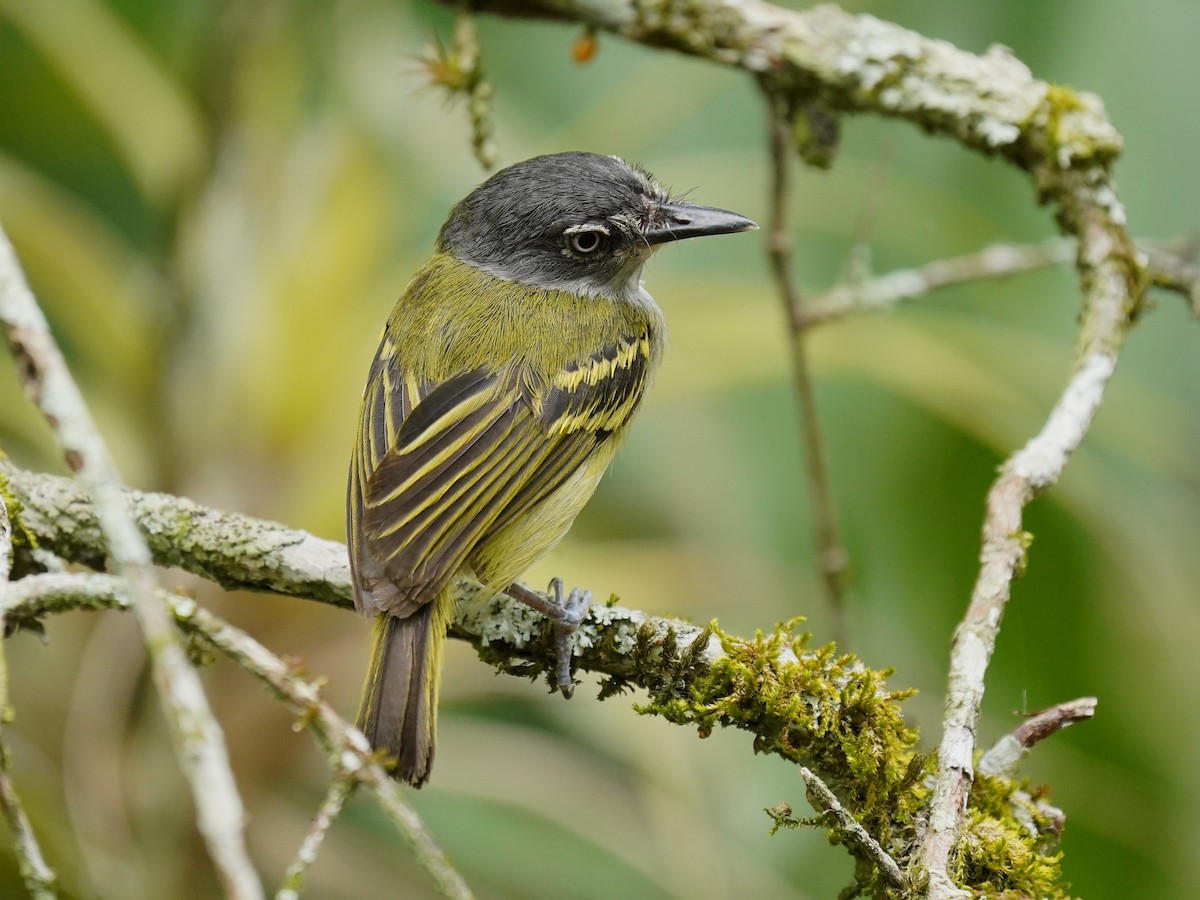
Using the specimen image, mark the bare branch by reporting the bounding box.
[764,92,850,639]
[979,697,1098,778]
[275,777,357,900]
[802,238,1075,327]
[0,763,57,900]
[0,227,263,899]
[920,198,1138,897]
[0,572,475,900]
[1145,240,1200,314]
[799,766,906,890]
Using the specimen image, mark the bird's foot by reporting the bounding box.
[505,578,593,697]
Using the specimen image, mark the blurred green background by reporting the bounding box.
[1,1,1198,897]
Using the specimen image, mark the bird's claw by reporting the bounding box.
[504,578,593,697]
[547,577,592,697]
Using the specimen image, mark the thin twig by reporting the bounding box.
[803,234,1198,329]
[922,356,1119,900]
[0,227,263,900]
[452,11,499,171]
[764,93,850,642]
[0,763,58,900]
[0,572,475,900]
[802,238,1075,327]
[0,498,59,900]
[276,777,358,900]
[0,494,9,720]
[174,604,472,900]
[799,766,906,890]
[180,600,470,900]
[1145,242,1200,315]
[978,697,1098,778]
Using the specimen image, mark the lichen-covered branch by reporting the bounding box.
[455,1,1121,170]
[0,459,718,688]
[1,461,352,609]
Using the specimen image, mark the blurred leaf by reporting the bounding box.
[0,0,207,202]
[0,152,160,390]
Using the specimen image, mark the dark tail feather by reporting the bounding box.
[356,596,450,787]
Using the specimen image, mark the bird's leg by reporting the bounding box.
[504,578,593,697]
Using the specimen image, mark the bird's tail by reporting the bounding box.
[356,592,451,787]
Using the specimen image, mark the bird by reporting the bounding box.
[347,150,756,786]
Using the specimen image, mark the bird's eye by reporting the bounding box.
[565,225,609,256]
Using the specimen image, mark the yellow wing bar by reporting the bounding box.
[349,332,652,618]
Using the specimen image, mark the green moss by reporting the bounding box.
[0,469,39,568]
[0,468,40,588]
[1044,85,1117,165]
[635,619,928,895]
[924,768,1069,898]
[630,619,1070,898]
[790,101,841,169]
[954,810,1067,898]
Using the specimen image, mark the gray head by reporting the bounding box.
[437,151,756,298]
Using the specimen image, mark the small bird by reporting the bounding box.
[348,151,756,786]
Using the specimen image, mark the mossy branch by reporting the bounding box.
[449,0,1122,172]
